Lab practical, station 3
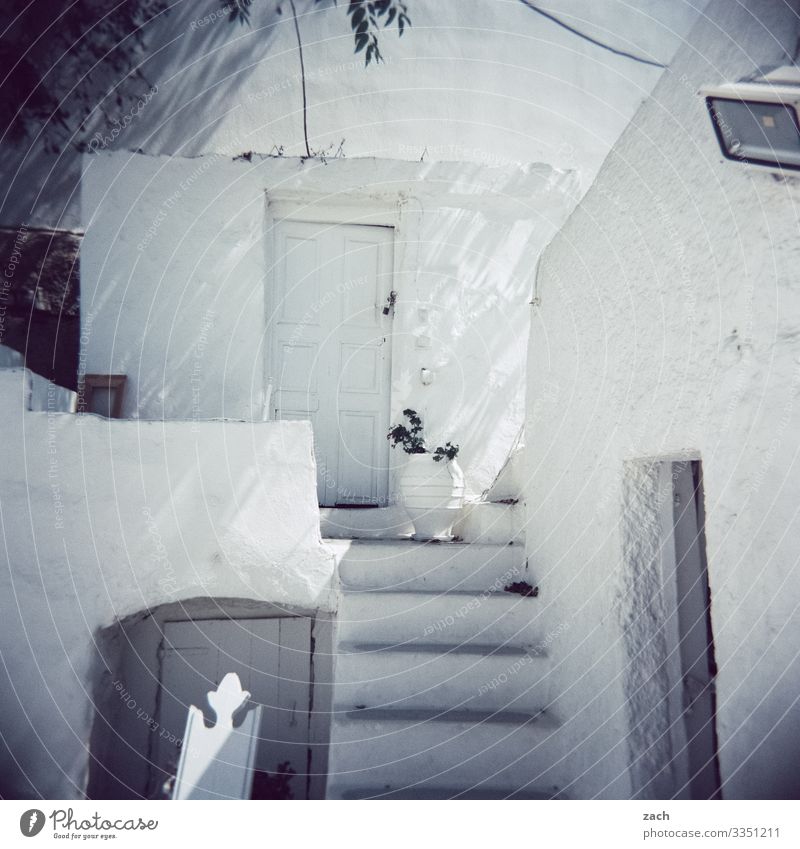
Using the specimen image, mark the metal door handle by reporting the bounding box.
[382,290,397,315]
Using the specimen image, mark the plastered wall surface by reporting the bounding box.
[0,367,332,798]
[0,1,707,230]
[526,0,800,799]
[81,151,577,496]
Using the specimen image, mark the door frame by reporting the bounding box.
[263,193,413,505]
[658,459,721,799]
[620,452,722,799]
[89,599,333,801]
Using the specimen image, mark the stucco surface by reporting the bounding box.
[526,0,800,799]
[0,367,332,798]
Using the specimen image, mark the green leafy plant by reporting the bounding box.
[387,409,459,461]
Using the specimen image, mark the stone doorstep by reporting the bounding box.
[320,502,525,544]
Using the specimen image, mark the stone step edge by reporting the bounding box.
[339,588,540,600]
[326,539,523,551]
[335,707,557,728]
[337,641,546,658]
[338,786,560,800]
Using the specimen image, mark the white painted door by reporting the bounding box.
[271,220,394,506]
[154,618,313,799]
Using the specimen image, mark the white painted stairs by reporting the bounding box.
[320,500,525,545]
[324,540,563,800]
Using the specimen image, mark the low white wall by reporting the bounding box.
[81,151,577,496]
[0,368,333,798]
[526,0,800,799]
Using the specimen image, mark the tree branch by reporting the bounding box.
[517,0,666,69]
[289,0,311,157]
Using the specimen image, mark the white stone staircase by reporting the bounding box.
[324,540,563,800]
[319,499,525,545]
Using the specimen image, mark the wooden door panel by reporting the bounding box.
[271,220,393,506]
[277,233,322,324]
[339,341,382,395]
[154,618,312,799]
[341,237,384,327]
[336,410,382,505]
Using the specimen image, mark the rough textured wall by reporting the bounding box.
[0,368,332,798]
[618,460,677,799]
[527,0,800,799]
[81,151,576,495]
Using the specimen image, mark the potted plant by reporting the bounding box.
[387,409,465,540]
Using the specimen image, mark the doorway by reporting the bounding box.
[269,219,395,507]
[662,460,722,799]
[153,617,315,800]
[88,603,332,801]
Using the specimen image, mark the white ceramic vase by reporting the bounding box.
[398,454,465,540]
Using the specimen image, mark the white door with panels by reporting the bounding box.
[271,219,395,507]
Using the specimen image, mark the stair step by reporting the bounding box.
[339,707,551,724]
[453,502,526,545]
[321,507,413,539]
[338,642,536,656]
[337,589,544,647]
[334,644,548,712]
[340,786,559,800]
[344,588,531,600]
[331,539,529,593]
[326,537,559,800]
[327,707,562,797]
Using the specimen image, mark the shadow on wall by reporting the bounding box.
[0,228,80,389]
[95,2,288,158]
[0,0,289,250]
[411,210,543,491]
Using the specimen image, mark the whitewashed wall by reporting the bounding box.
[0,1,706,230]
[81,150,576,496]
[0,368,333,798]
[526,0,800,799]
[116,0,703,188]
